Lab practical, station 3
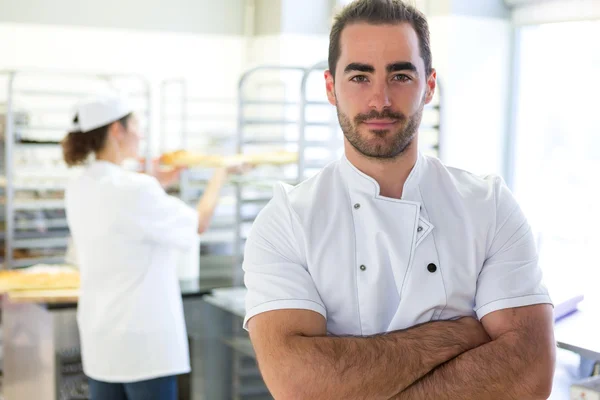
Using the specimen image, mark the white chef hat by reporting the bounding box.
[70,94,134,133]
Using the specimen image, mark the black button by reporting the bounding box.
[360,265,366,271]
[417,226,423,232]
[354,203,361,210]
[427,263,437,273]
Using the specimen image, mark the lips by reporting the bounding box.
[363,119,398,129]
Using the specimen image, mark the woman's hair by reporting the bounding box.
[61,113,131,167]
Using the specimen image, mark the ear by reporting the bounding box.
[324,70,336,106]
[424,68,437,105]
[108,121,124,142]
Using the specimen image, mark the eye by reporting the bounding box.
[393,74,411,82]
[350,75,369,83]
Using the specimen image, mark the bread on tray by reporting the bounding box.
[160,150,298,168]
[0,265,80,292]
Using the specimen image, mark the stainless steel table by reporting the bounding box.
[555,301,600,362]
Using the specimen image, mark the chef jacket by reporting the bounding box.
[243,153,552,335]
[65,160,198,382]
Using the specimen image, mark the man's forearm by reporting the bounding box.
[392,332,554,400]
[267,318,485,400]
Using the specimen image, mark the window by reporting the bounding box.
[512,21,600,301]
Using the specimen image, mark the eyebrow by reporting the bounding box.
[387,62,417,74]
[344,62,374,74]
[343,61,418,75]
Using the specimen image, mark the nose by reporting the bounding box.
[368,81,392,111]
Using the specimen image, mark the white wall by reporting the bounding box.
[0,0,246,35]
[511,0,600,25]
[0,22,247,154]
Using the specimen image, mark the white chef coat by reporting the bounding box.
[65,160,198,382]
[243,153,552,336]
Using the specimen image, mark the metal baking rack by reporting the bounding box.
[0,69,151,270]
[159,78,239,288]
[232,61,349,286]
[420,77,443,158]
[217,62,341,400]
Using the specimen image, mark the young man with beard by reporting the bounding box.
[243,0,556,398]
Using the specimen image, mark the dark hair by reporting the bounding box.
[329,0,432,79]
[61,113,131,167]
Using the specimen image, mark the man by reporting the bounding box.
[243,1,556,399]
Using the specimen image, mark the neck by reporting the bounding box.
[344,139,419,199]
[95,143,123,165]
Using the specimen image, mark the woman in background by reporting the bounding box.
[62,95,246,400]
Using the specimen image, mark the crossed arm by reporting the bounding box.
[247,304,555,400]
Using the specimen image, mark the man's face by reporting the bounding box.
[325,22,436,160]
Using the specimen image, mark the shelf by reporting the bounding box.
[241,119,297,125]
[241,100,329,107]
[242,100,297,106]
[18,125,70,132]
[0,228,69,240]
[305,121,334,127]
[201,230,234,244]
[10,256,66,268]
[15,141,61,148]
[239,197,271,205]
[13,199,65,210]
[241,139,297,145]
[237,384,271,397]
[240,119,333,127]
[12,183,67,191]
[229,178,297,188]
[241,139,332,147]
[305,100,331,106]
[13,236,69,249]
[14,89,148,98]
[237,365,262,379]
[222,337,256,359]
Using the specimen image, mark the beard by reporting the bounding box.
[337,101,424,160]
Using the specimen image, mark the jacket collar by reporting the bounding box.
[339,152,424,203]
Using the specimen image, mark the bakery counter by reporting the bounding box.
[17,277,232,310]
[0,265,235,400]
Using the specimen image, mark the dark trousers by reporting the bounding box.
[88,375,178,400]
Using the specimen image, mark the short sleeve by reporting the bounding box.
[120,177,199,250]
[242,184,326,330]
[475,176,553,319]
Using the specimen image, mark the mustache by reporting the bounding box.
[354,109,406,124]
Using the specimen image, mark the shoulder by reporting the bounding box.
[249,161,341,241]
[66,165,163,205]
[423,155,508,206]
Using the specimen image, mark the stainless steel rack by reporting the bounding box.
[159,78,239,289]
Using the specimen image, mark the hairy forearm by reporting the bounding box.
[393,332,554,400]
[259,319,479,400]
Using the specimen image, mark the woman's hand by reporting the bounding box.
[139,157,185,188]
[225,162,254,176]
[154,165,186,188]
